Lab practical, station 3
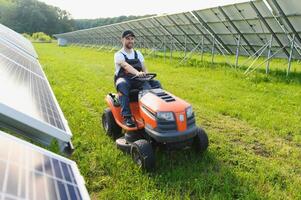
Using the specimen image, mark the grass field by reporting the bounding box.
[35,43,301,199]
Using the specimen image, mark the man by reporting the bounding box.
[114,30,161,127]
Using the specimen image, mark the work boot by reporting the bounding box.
[124,116,136,128]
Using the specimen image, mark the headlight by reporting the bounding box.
[157,112,175,121]
[186,106,194,118]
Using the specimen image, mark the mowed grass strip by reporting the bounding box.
[35,43,301,200]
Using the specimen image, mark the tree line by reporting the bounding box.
[74,15,154,30]
[0,0,74,35]
[0,0,153,36]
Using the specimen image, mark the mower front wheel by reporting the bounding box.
[131,139,155,171]
[194,127,209,153]
[102,108,122,139]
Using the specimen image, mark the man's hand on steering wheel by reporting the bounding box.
[136,71,146,78]
[131,72,156,81]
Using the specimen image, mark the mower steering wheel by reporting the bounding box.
[131,73,157,81]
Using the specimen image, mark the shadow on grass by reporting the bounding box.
[148,150,262,199]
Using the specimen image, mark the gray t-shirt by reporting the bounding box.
[114,48,144,75]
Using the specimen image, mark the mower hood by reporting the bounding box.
[139,89,190,113]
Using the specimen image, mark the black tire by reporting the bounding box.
[194,127,209,153]
[102,108,122,139]
[131,139,155,171]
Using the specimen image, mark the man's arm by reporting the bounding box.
[119,61,140,75]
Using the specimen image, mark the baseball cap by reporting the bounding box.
[121,30,135,38]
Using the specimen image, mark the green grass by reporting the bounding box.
[35,43,301,199]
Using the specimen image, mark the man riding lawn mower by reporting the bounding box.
[101,30,208,171]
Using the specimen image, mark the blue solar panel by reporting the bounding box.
[0,130,89,200]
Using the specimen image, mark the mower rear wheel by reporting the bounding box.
[194,127,209,153]
[102,108,122,139]
[131,139,155,171]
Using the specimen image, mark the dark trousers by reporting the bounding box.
[115,77,162,117]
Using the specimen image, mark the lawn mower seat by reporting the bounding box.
[108,89,139,107]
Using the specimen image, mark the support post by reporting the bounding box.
[287,34,295,76]
[201,36,204,62]
[164,35,166,63]
[266,35,273,74]
[184,35,187,58]
[235,35,241,68]
[211,36,215,64]
[170,36,173,63]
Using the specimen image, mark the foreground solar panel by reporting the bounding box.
[0,25,73,152]
[0,24,38,58]
[0,130,90,200]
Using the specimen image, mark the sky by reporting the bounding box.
[38,0,248,19]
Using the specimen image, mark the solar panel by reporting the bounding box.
[0,38,44,76]
[0,24,38,59]
[0,26,72,152]
[0,130,90,200]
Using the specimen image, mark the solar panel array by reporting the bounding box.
[0,25,73,150]
[54,0,301,61]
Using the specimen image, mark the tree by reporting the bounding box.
[0,0,74,35]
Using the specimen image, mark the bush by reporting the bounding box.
[22,33,31,39]
[31,32,52,43]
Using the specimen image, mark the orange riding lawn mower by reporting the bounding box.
[101,73,208,171]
